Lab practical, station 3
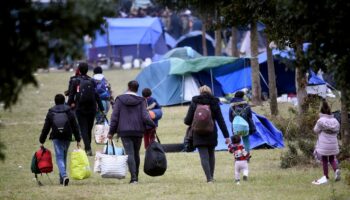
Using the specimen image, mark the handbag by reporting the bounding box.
[144,133,167,176]
[70,148,91,180]
[94,118,109,144]
[103,139,124,155]
[100,139,128,179]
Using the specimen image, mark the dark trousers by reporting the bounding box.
[322,155,337,178]
[121,136,142,181]
[198,146,215,182]
[76,111,95,151]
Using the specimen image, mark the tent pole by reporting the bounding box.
[210,69,215,95]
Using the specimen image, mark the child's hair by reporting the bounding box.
[142,88,152,98]
[199,85,212,95]
[231,135,241,144]
[320,99,331,115]
[54,94,65,105]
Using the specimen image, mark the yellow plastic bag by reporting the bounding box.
[70,149,91,180]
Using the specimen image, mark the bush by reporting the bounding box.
[340,160,350,186]
[280,143,299,168]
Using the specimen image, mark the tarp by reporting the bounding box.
[169,57,238,75]
[216,104,285,150]
[163,47,202,60]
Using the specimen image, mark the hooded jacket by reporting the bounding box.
[39,104,81,144]
[109,92,155,137]
[184,94,229,147]
[229,97,256,134]
[314,113,340,156]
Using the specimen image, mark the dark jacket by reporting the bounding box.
[109,93,155,137]
[39,104,81,144]
[67,75,104,114]
[229,97,256,134]
[184,94,229,147]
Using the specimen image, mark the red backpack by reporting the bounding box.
[31,146,53,185]
[191,104,214,135]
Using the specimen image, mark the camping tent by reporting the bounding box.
[135,55,245,106]
[216,104,284,150]
[175,30,216,56]
[89,17,168,63]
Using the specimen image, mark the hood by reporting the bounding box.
[192,94,219,105]
[93,74,105,81]
[118,94,145,106]
[318,113,340,134]
[49,104,71,113]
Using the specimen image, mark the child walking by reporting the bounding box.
[312,100,341,185]
[228,135,249,185]
[142,88,162,149]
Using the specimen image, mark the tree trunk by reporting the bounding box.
[341,89,350,147]
[295,43,308,128]
[231,27,239,57]
[266,37,278,116]
[201,20,208,56]
[215,29,222,56]
[250,21,262,105]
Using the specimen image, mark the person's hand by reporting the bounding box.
[225,138,231,144]
[107,134,113,139]
[77,142,81,148]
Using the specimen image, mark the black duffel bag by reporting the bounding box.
[144,134,167,176]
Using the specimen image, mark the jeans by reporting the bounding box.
[198,146,215,182]
[121,136,142,181]
[96,100,110,124]
[52,139,70,180]
[76,111,95,151]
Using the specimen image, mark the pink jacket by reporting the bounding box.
[314,113,340,156]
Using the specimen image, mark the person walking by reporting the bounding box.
[107,80,155,184]
[67,62,104,156]
[92,66,114,124]
[184,85,230,183]
[229,91,256,155]
[142,87,162,149]
[228,135,250,185]
[39,94,81,186]
[312,100,341,185]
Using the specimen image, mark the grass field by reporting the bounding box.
[0,69,349,200]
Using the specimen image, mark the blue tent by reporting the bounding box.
[216,104,284,150]
[175,30,215,56]
[89,17,168,62]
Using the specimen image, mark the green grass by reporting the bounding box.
[0,69,349,200]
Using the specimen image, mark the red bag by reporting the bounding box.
[35,146,53,173]
[191,104,214,135]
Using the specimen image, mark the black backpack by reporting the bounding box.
[52,111,70,135]
[144,135,167,176]
[77,77,96,106]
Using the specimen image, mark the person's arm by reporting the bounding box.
[68,111,81,143]
[39,112,52,144]
[214,103,230,144]
[142,100,155,127]
[184,102,196,126]
[147,102,157,110]
[108,98,120,138]
[67,78,78,107]
[313,120,321,134]
[247,106,256,134]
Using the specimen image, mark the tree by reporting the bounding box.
[0,0,116,160]
[0,0,116,110]
[222,0,266,105]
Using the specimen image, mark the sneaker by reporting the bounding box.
[235,179,240,185]
[312,176,328,185]
[63,177,69,186]
[243,175,248,181]
[86,150,93,156]
[335,169,341,182]
[129,180,138,184]
[207,180,214,184]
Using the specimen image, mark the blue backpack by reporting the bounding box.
[232,106,249,136]
[95,78,110,100]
